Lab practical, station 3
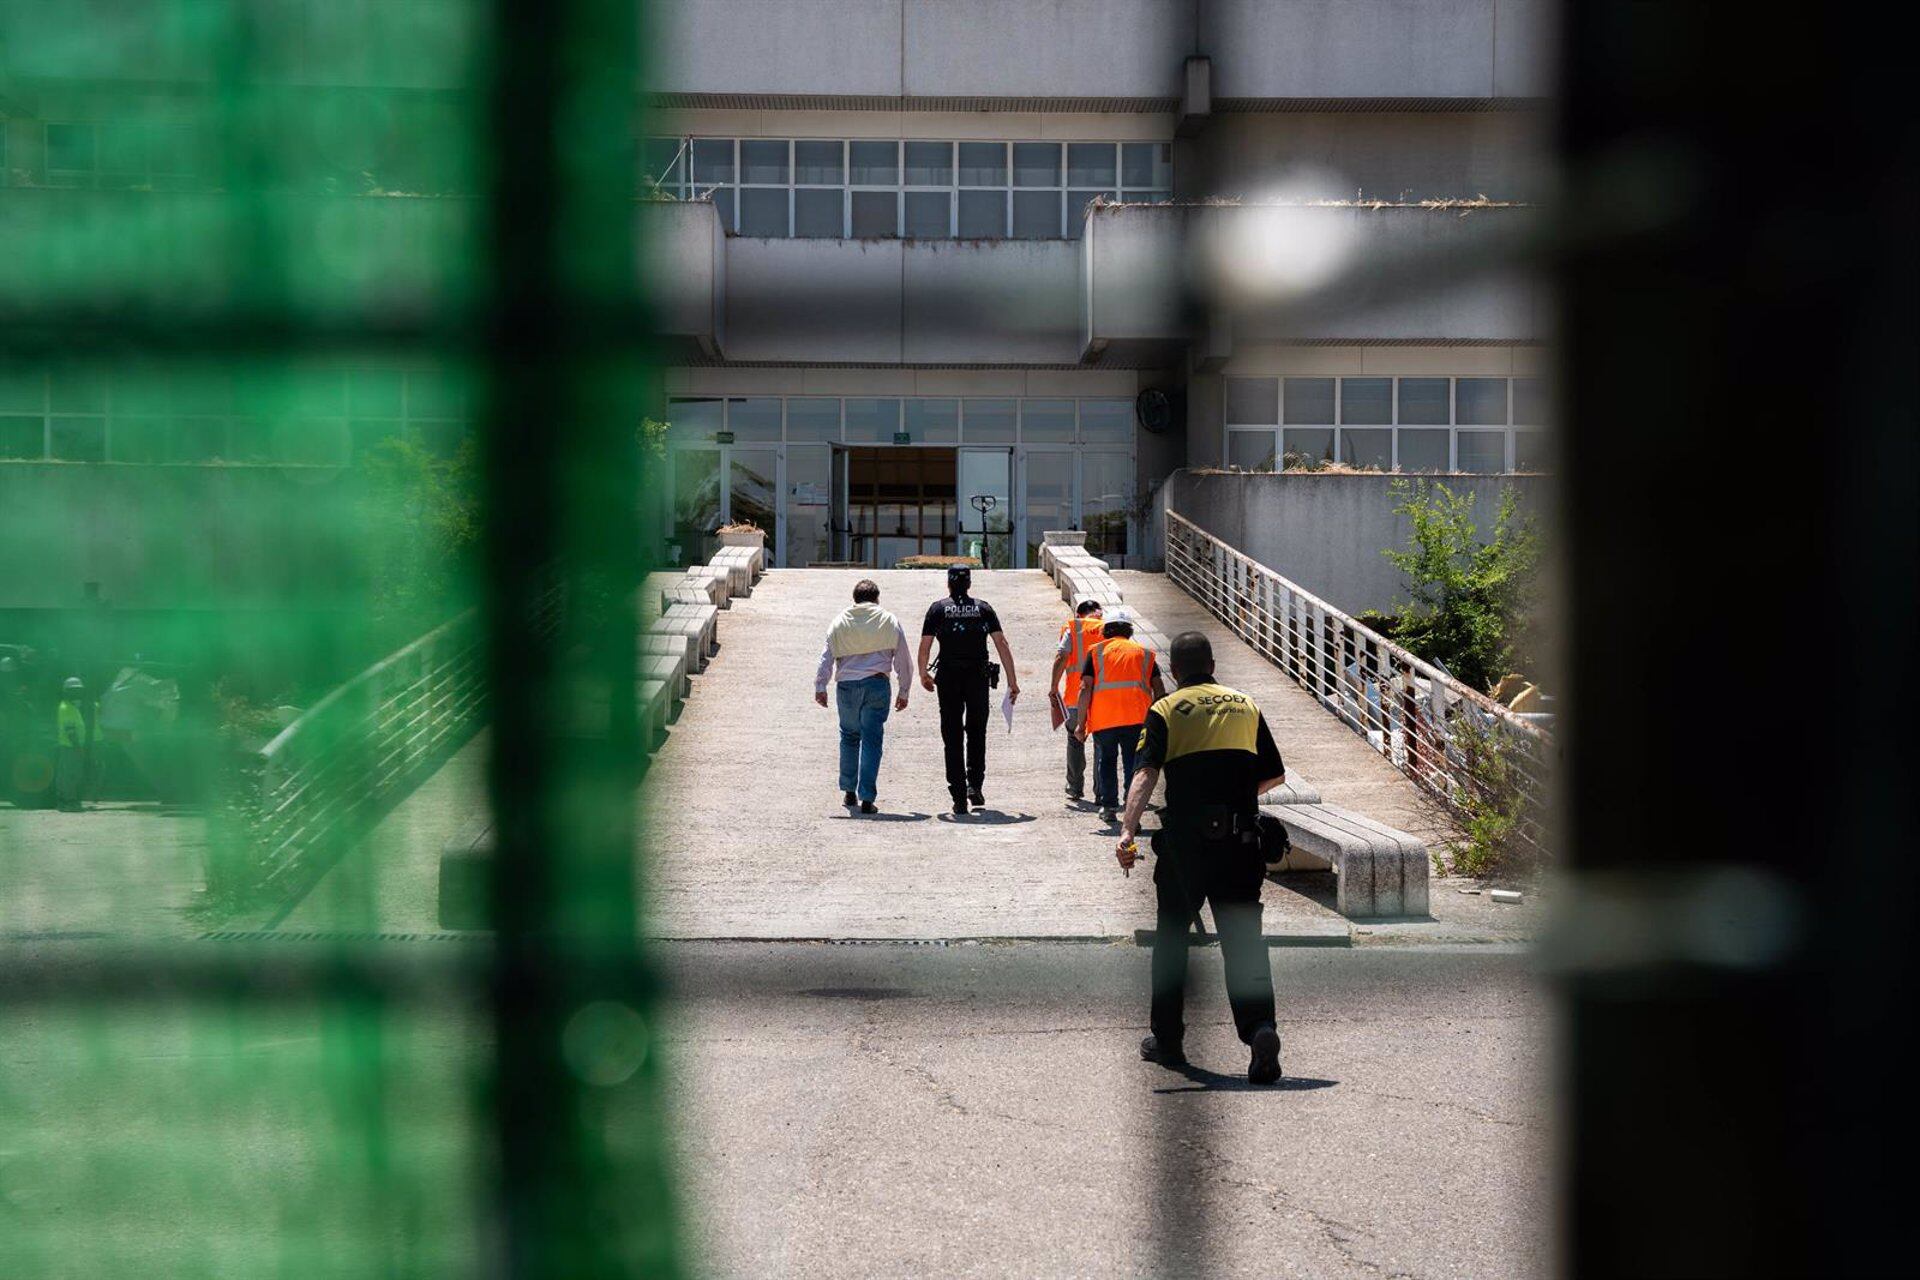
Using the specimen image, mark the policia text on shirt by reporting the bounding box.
[1114,631,1287,1086]
[916,564,1020,816]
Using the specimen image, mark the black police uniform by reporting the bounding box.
[921,590,1003,804]
[1136,679,1285,1052]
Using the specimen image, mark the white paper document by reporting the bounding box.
[1001,690,1016,733]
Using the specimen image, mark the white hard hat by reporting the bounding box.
[1103,607,1133,627]
[63,676,84,691]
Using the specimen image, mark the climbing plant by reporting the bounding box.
[1382,480,1542,692]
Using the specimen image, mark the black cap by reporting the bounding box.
[947,564,972,585]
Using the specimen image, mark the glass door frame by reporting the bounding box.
[666,440,787,567]
[1014,444,1080,571]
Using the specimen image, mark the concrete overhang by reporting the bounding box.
[640,198,727,361]
[1081,201,1546,360]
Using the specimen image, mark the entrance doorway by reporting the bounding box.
[826,446,1016,567]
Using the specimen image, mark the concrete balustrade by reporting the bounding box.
[1265,803,1430,919]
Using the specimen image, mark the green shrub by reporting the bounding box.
[1382,480,1541,692]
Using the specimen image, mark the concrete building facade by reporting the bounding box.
[645,0,1555,568]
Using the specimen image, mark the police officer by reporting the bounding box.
[917,564,1020,815]
[1048,597,1103,803]
[1114,631,1287,1085]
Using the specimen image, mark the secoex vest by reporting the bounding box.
[1149,681,1261,761]
[1058,616,1105,705]
[1086,637,1156,733]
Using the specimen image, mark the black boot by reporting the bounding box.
[967,785,984,806]
[842,790,857,807]
[1139,1035,1187,1067]
[1248,1024,1282,1085]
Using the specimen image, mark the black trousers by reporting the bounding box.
[1149,818,1277,1048]
[935,666,990,801]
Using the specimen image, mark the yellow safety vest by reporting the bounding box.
[1148,681,1261,760]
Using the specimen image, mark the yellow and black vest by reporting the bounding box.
[1149,681,1261,761]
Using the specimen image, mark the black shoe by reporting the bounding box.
[1099,807,1118,825]
[1248,1024,1282,1085]
[967,786,984,806]
[1065,789,1083,801]
[1139,1035,1186,1067]
[859,800,878,815]
[952,796,969,816]
[842,790,858,807]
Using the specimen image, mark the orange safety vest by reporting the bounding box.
[1058,616,1104,705]
[1086,637,1155,734]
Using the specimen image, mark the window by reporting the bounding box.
[1457,429,1507,473]
[1079,399,1133,444]
[726,398,782,441]
[1398,428,1450,472]
[1398,378,1450,425]
[1282,377,1335,425]
[44,123,96,186]
[1224,377,1278,425]
[842,398,900,443]
[1282,428,1335,468]
[1456,378,1508,426]
[1339,378,1392,424]
[1226,430,1277,471]
[1020,399,1075,442]
[961,399,1016,443]
[1340,428,1393,470]
[1512,378,1547,425]
[785,399,841,441]
[904,399,958,443]
[1223,374,1540,474]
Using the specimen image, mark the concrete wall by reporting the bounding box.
[1189,112,1552,203]
[1158,467,1552,615]
[654,0,1550,101]
[642,199,726,355]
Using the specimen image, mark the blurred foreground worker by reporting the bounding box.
[917,564,1019,815]
[1073,607,1165,824]
[1048,596,1103,802]
[54,676,89,812]
[1115,632,1286,1084]
[815,578,912,814]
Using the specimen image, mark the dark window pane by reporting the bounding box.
[1457,429,1506,472]
[0,417,42,459]
[110,417,166,463]
[961,399,1016,442]
[849,140,897,185]
[1121,142,1171,189]
[794,188,841,237]
[1514,430,1548,470]
[1512,377,1547,425]
[49,418,106,462]
[1340,377,1392,424]
[1224,377,1277,424]
[1397,428,1450,470]
[1067,190,1112,238]
[843,398,900,442]
[726,398,782,440]
[786,399,841,441]
[957,142,1006,187]
[172,418,227,462]
[1011,190,1059,238]
[709,187,734,229]
[957,189,1003,237]
[1282,428,1334,466]
[691,138,734,184]
[640,137,686,191]
[1399,378,1450,424]
[1012,142,1060,188]
[1227,430,1275,470]
[904,399,958,443]
[1066,143,1116,187]
[1340,428,1393,470]
[1456,377,1509,425]
[904,140,951,185]
[1021,399,1074,442]
[1283,377,1335,424]
[739,139,789,184]
[1080,399,1132,443]
[45,123,94,174]
[793,139,842,185]
[666,397,724,441]
[904,191,950,237]
[739,187,788,236]
[851,190,897,237]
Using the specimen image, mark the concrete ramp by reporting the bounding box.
[639,568,1434,941]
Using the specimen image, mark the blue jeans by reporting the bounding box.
[836,676,893,802]
[1092,723,1141,810]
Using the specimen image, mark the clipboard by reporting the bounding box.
[1048,691,1066,731]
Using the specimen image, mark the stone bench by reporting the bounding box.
[679,566,732,609]
[639,629,701,675]
[713,540,765,576]
[1264,802,1429,919]
[1259,772,1322,807]
[638,650,690,711]
[646,604,717,670]
[706,552,754,599]
[662,582,721,610]
[638,678,671,750]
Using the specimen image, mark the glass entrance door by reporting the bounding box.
[957,447,1012,568]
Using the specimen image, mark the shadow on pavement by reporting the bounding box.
[1152,1063,1340,1095]
[935,809,1037,825]
[829,811,932,823]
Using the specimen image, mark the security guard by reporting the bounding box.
[54,675,90,812]
[1114,631,1287,1084]
[1048,597,1103,802]
[917,564,1020,815]
[1071,608,1166,824]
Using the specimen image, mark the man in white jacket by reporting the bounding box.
[814,579,913,814]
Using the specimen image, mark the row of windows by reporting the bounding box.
[1225,425,1546,474]
[1225,375,1547,428]
[0,367,470,463]
[666,396,1137,445]
[643,139,1172,240]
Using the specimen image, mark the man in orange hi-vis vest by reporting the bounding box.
[1048,597,1103,803]
[1073,607,1167,824]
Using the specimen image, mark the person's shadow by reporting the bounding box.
[830,810,932,823]
[1151,1062,1339,1095]
[936,809,1037,825]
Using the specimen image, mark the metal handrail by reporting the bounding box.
[219,585,561,910]
[1163,509,1554,861]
